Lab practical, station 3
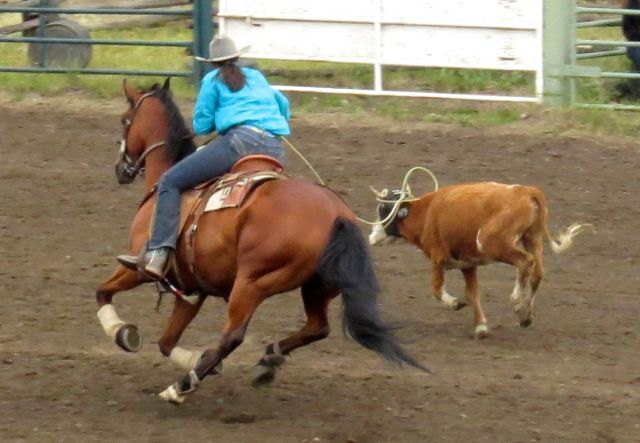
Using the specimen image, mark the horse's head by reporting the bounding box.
[115,78,195,185]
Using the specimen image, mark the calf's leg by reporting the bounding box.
[482,237,536,327]
[461,266,488,338]
[431,259,467,311]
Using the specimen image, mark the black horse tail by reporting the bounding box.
[317,217,429,372]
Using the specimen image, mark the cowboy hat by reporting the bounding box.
[194,35,250,62]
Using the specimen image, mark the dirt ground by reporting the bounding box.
[0,92,638,443]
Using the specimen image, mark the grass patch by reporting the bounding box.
[0,17,197,100]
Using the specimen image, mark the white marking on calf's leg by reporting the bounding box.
[510,274,534,324]
[474,323,489,338]
[97,304,125,339]
[476,229,484,253]
[440,287,464,310]
[509,279,523,304]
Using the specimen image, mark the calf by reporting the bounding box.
[369,181,590,338]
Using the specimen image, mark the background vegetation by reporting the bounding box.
[1,4,640,137]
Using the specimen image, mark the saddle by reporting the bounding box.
[171,155,286,296]
[200,155,284,212]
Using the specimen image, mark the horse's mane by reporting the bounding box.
[146,84,196,162]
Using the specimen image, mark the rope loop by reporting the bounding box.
[280,137,438,227]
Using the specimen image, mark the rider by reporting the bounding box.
[118,35,291,279]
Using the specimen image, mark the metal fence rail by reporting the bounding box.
[570,4,640,110]
[0,1,213,82]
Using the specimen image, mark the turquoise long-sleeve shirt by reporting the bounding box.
[192,67,291,136]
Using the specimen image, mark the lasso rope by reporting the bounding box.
[280,137,326,186]
[280,137,438,227]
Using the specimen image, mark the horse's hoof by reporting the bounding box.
[474,324,490,339]
[252,364,276,387]
[159,385,185,405]
[115,324,142,353]
[519,318,532,328]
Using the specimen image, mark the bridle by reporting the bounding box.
[116,90,166,182]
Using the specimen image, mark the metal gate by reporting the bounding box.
[218,0,544,103]
[544,1,640,110]
[0,0,213,83]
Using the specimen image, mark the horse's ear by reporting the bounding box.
[122,78,141,106]
[162,77,171,91]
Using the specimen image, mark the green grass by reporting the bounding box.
[0,17,197,100]
[576,23,633,105]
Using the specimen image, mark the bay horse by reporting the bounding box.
[95,78,427,405]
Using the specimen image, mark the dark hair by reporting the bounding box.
[213,58,245,92]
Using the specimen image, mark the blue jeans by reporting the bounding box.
[149,126,284,250]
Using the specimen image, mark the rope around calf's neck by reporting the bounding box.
[280,137,439,227]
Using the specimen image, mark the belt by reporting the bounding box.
[240,125,276,138]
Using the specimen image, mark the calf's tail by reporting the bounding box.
[532,193,593,254]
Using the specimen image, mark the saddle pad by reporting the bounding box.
[204,172,281,212]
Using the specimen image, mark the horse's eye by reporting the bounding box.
[121,116,131,126]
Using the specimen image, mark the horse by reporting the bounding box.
[95,78,427,405]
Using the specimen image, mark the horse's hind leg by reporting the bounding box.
[95,266,147,352]
[253,275,337,387]
[157,295,207,371]
[158,277,267,404]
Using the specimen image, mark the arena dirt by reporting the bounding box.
[0,93,638,442]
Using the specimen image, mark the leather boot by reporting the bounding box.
[117,247,171,279]
[142,247,171,279]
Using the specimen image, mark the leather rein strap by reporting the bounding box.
[118,91,165,180]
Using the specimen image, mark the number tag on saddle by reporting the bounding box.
[204,172,283,212]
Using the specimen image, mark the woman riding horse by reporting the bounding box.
[98,37,427,405]
[118,35,290,278]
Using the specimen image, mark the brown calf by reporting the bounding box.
[369,181,590,338]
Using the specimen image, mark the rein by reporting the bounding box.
[118,91,166,180]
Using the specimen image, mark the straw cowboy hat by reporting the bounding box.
[194,35,250,62]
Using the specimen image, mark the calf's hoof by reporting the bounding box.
[519,318,532,328]
[474,323,490,339]
[453,300,468,311]
[115,324,142,352]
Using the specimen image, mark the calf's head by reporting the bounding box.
[369,187,410,245]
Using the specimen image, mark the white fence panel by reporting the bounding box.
[218,0,543,102]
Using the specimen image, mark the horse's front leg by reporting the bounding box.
[96,265,148,352]
[158,295,208,371]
